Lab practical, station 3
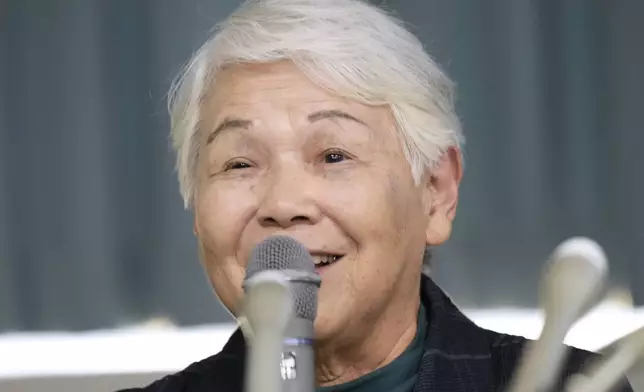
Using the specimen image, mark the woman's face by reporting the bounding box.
[193,61,460,341]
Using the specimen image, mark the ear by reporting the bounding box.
[424,147,463,246]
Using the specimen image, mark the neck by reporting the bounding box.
[314,295,421,387]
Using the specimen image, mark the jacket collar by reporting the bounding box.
[414,274,494,391]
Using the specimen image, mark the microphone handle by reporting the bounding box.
[281,317,316,392]
[242,271,293,392]
[247,328,284,392]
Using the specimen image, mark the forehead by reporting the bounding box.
[203,62,392,125]
[200,61,402,155]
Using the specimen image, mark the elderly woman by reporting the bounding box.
[124,1,630,392]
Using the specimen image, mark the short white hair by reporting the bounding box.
[169,0,464,209]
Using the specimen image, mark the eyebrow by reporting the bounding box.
[206,109,366,145]
[206,118,253,144]
[308,109,366,126]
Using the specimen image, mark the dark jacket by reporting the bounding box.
[120,275,633,392]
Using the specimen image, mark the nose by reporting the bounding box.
[256,166,322,229]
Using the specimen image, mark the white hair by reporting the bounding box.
[169,0,464,209]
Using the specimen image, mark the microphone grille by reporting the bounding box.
[246,236,318,321]
[247,235,315,276]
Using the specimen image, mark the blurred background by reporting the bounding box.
[0,0,643,390]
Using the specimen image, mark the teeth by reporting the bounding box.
[312,255,340,265]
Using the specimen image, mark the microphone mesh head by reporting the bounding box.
[246,236,318,321]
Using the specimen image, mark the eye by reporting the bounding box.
[223,160,252,171]
[323,150,348,164]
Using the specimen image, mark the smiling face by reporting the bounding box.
[193,61,460,343]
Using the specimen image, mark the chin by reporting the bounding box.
[313,312,341,343]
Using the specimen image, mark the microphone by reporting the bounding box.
[242,268,293,392]
[565,326,644,392]
[507,237,609,392]
[242,235,321,392]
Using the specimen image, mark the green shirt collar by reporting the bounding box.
[317,303,428,392]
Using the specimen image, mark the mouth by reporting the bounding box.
[311,254,344,271]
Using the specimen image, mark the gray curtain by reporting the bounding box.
[0,0,642,332]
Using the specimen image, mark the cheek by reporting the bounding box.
[326,175,426,294]
[195,181,260,314]
[325,186,387,245]
[196,182,256,248]
[387,174,427,234]
[332,173,422,245]
[195,182,258,293]
[199,242,246,316]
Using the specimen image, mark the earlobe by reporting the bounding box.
[425,216,453,246]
